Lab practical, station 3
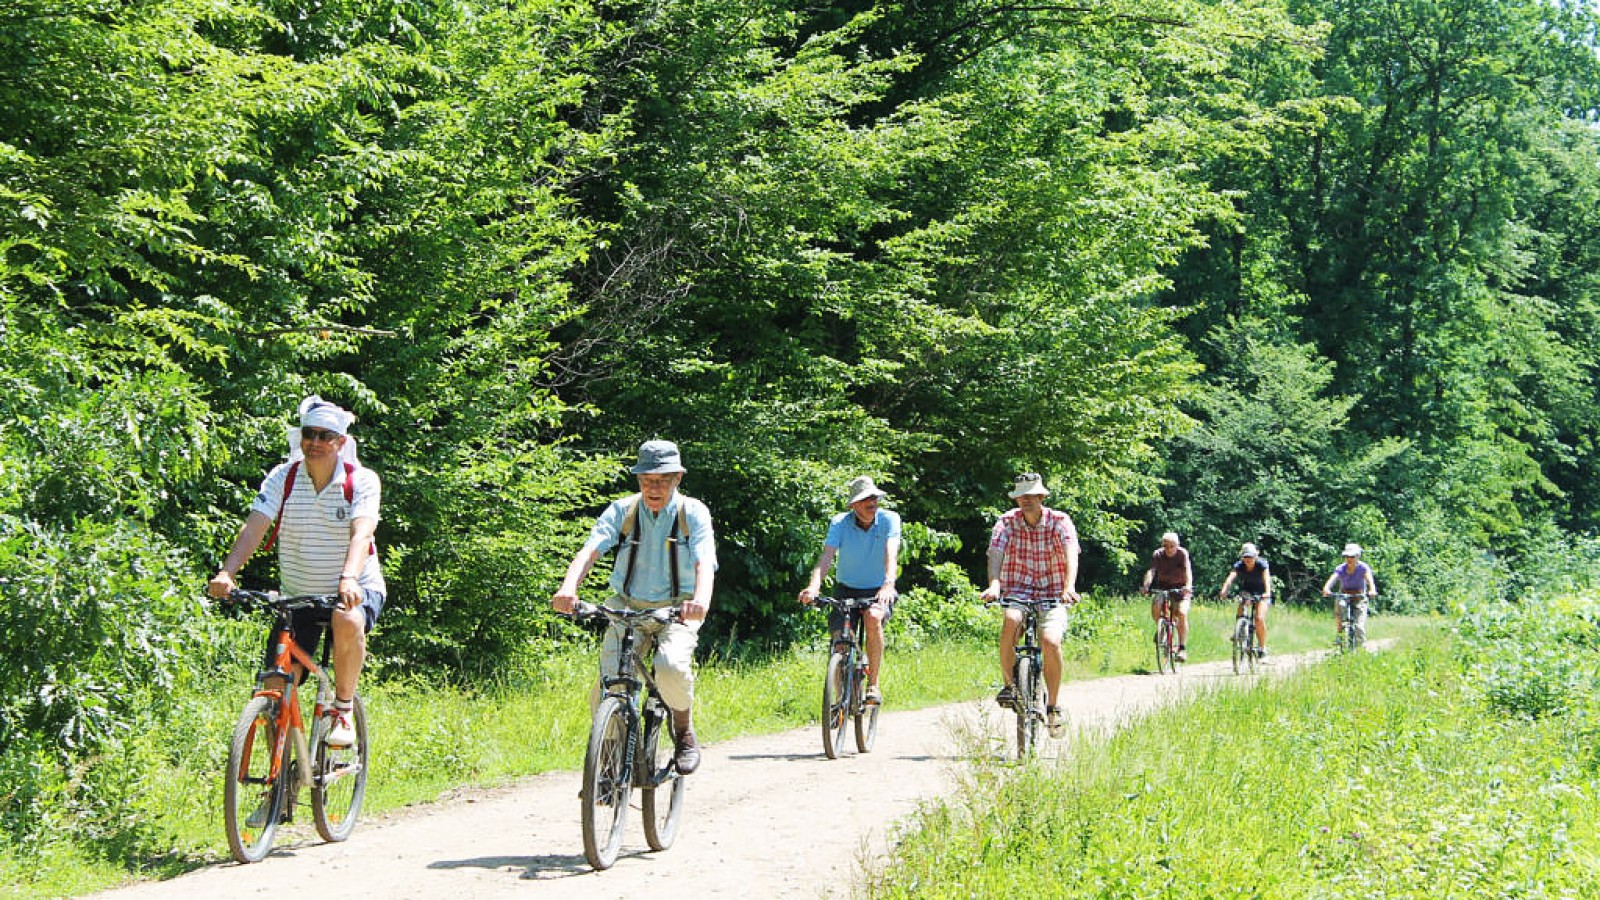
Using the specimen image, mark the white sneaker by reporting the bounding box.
[325,708,356,748]
[1047,707,1065,739]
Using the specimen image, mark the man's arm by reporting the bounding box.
[878,538,901,604]
[684,558,715,622]
[800,545,838,604]
[552,546,601,613]
[209,511,273,599]
[338,516,378,609]
[1062,540,1079,604]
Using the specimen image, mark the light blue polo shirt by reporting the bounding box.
[824,508,901,590]
[583,492,717,602]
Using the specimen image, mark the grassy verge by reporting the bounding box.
[866,627,1600,897]
[3,597,1423,898]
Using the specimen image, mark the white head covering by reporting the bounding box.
[286,395,360,466]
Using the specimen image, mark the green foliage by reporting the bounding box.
[873,633,1600,898]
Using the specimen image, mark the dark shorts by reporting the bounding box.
[287,588,383,662]
[828,584,894,632]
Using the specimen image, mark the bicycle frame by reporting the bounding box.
[1151,588,1183,673]
[252,612,336,789]
[990,597,1051,757]
[585,605,679,787]
[1231,592,1263,674]
[814,595,879,758]
[1337,592,1369,652]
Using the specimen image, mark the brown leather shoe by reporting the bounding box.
[672,728,701,775]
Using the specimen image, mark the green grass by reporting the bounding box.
[1,597,1426,898]
[866,629,1600,898]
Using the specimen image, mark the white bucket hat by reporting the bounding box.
[846,476,887,506]
[1239,543,1259,558]
[1342,543,1362,557]
[1008,472,1050,498]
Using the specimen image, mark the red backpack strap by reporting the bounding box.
[260,461,301,553]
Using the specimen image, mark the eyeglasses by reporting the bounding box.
[303,428,341,443]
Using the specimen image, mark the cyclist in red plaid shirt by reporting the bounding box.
[980,472,1080,738]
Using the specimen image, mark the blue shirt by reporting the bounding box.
[582,492,718,602]
[1231,557,1270,594]
[824,509,901,590]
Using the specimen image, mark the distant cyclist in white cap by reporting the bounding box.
[1322,543,1378,642]
[209,396,386,748]
[1218,543,1272,659]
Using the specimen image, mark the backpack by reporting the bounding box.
[260,461,376,557]
[616,493,691,598]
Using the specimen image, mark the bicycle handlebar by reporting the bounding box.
[571,602,681,627]
[984,596,1060,612]
[811,595,877,611]
[221,589,342,615]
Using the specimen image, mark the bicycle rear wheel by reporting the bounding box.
[312,695,369,843]
[582,696,634,870]
[853,661,879,754]
[1013,655,1038,758]
[224,696,285,864]
[821,652,850,759]
[640,707,684,852]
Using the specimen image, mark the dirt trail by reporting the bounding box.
[94,649,1344,899]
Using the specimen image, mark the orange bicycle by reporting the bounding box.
[220,589,369,863]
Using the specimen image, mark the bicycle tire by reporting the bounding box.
[853,659,879,754]
[1155,620,1174,675]
[1243,622,1256,673]
[640,707,684,852]
[581,695,633,870]
[1231,620,1245,675]
[312,694,369,843]
[1014,655,1038,758]
[224,695,285,864]
[821,652,850,759]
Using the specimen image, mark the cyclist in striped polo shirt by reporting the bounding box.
[980,472,1080,738]
[209,396,385,747]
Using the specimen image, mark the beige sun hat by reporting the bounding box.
[846,475,887,505]
[1008,472,1050,498]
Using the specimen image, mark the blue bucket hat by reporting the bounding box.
[630,439,686,475]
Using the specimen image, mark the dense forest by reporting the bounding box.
[3,0,1599,869]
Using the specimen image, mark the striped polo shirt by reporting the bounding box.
[250,461,386,597]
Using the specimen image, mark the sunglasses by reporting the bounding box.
[303,428,341,443]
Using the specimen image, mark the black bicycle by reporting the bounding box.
[989,597,1053,759]
[571,602,686,871]
[1335,592,1370,653]
[1150,588,1184,674]
[1230,591,1265,675]
[812,595,880,759]
[218,590,369,863]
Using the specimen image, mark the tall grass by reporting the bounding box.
[868,627,1600,897]
[0,596,1412,897]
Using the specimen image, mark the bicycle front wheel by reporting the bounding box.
[224,695,285,864]
[313,695,369,843]
[821,652,850,759]
[1014,655,1038,759]
[1155,621,1174,675]
[640,709,684,852]
[582,696,634,870]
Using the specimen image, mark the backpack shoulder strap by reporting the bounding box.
[260,461,301,553]
[618,494,643,597]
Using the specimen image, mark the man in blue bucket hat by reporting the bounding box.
[553,440,717,773]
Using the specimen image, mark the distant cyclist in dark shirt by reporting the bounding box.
[1141,532,1193,661]
[1217,543,1272,659]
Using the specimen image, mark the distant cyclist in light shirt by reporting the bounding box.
[799,475,901,706]
[1322,542,1377,641]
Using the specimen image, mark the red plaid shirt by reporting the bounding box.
[989,508,1078,603]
